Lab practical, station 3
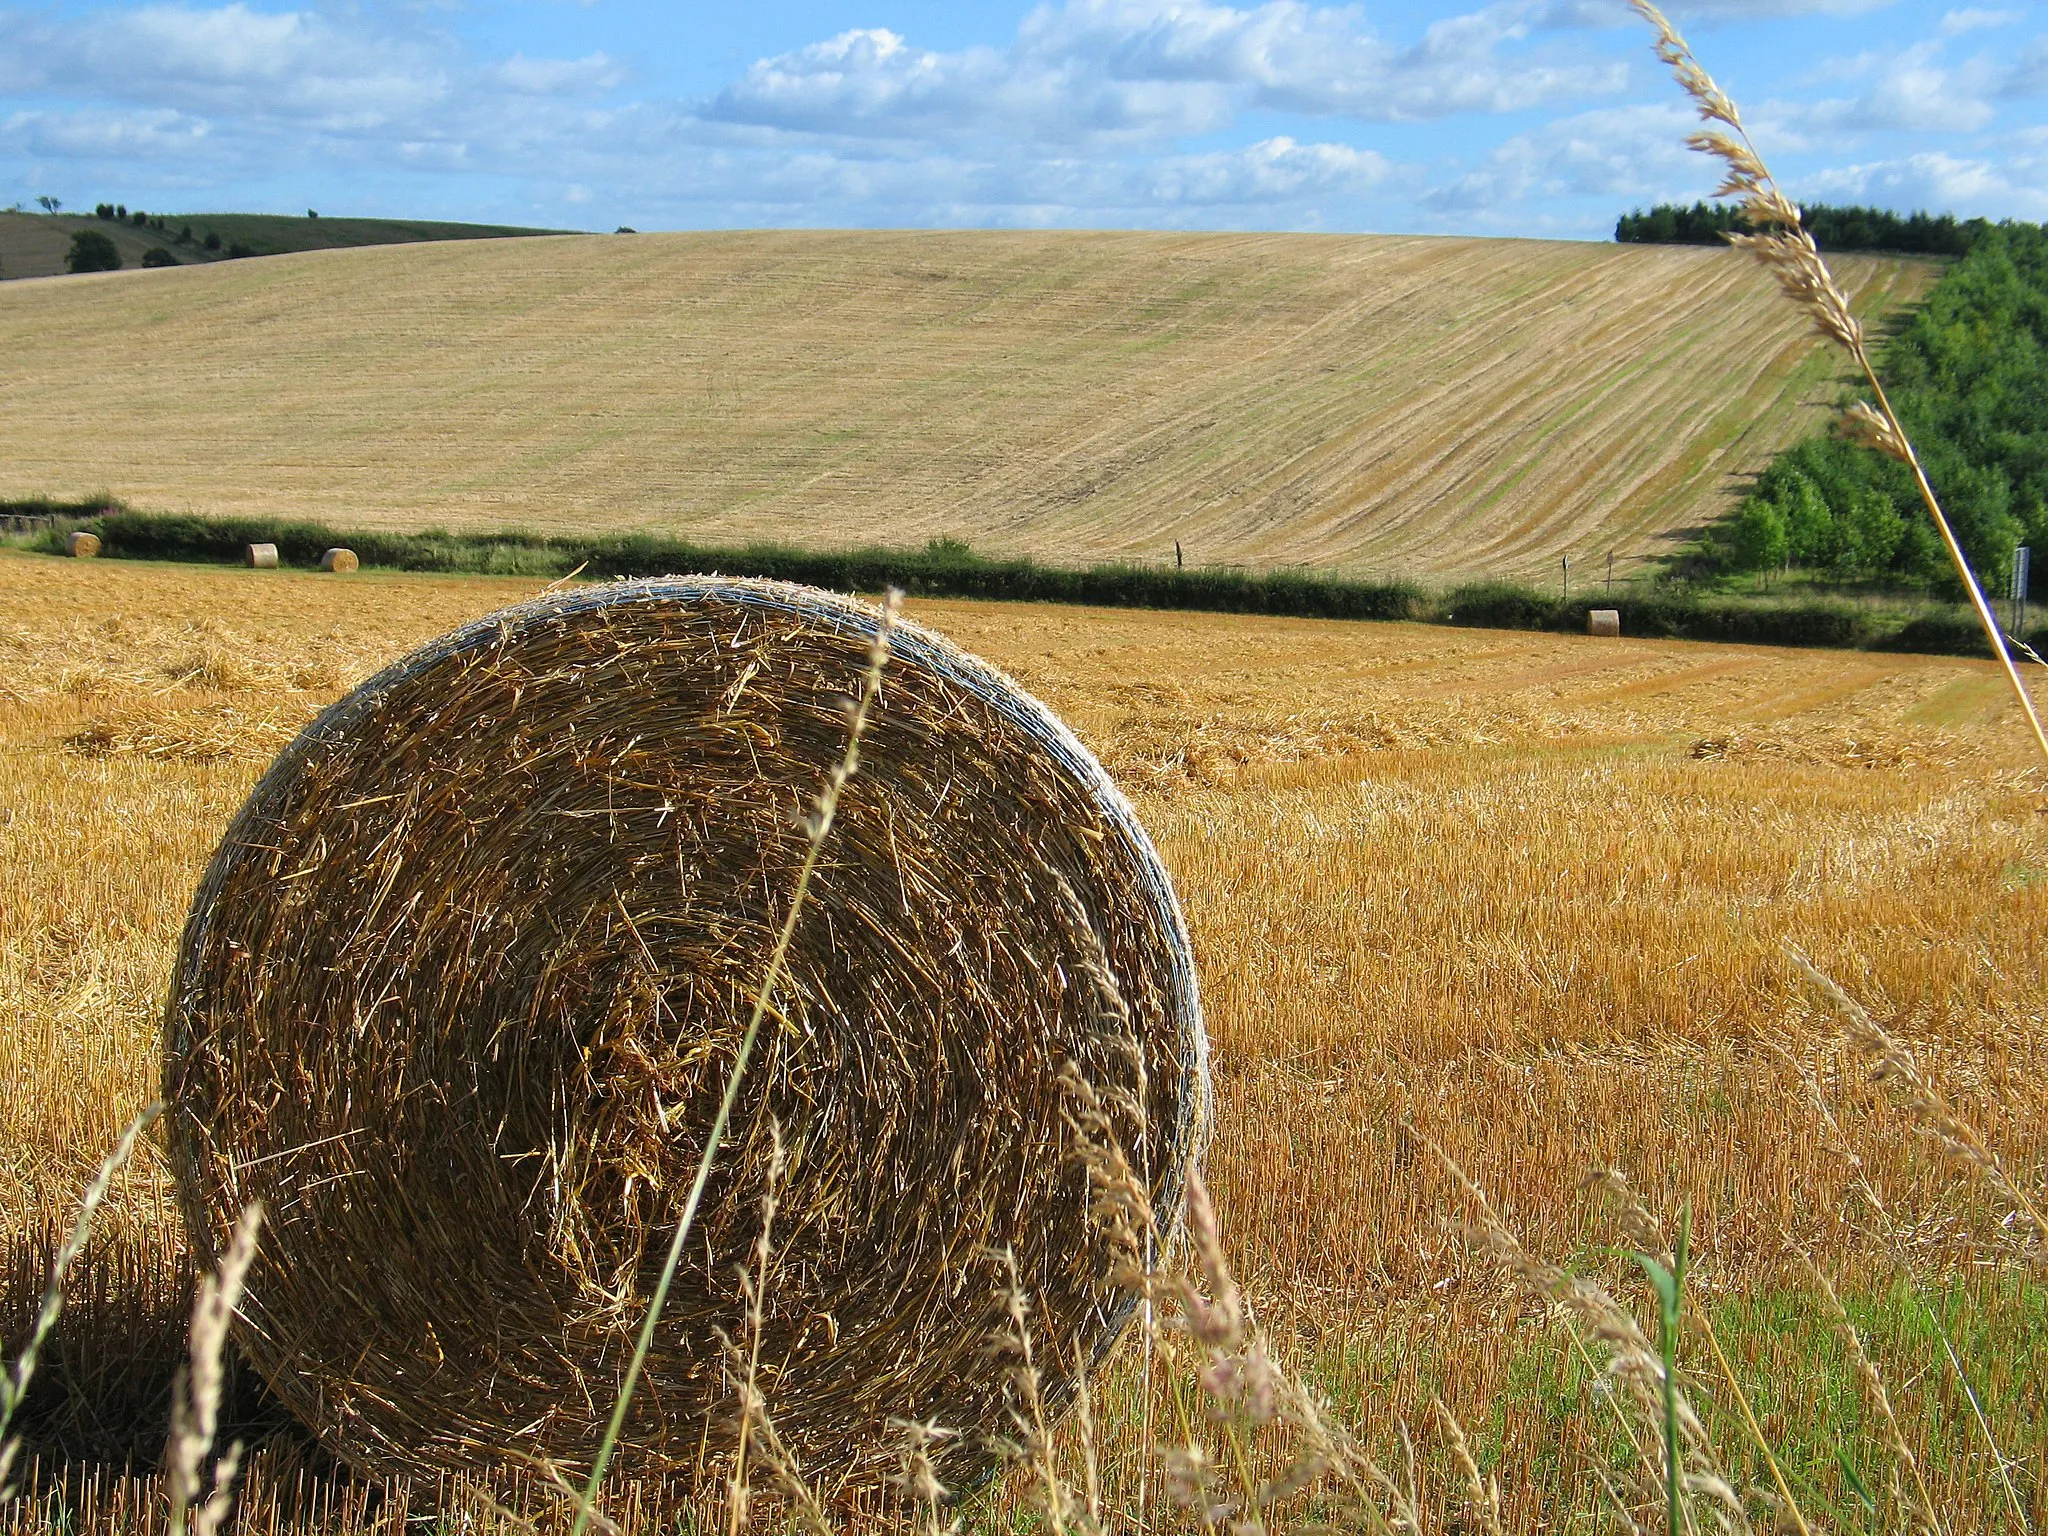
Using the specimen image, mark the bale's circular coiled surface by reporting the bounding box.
[165,577,1207,1489]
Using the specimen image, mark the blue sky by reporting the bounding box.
[3,0,2045,238]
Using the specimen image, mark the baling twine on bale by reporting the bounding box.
[164,577,1208,1492]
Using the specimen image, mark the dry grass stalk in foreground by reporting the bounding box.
[1631,0,2048,765]
[0,1106,160,1498]
[165,1205,261,1536]
[1791,948,2046,1256]
[567,595,899,1536]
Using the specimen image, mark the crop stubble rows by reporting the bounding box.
[1,555,2042,1523]
[0,233,1930,583]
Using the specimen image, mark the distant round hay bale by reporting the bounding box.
[318,547,359,573]
[64,530,101,558]
[1588,608,1622,638]
[244,543,279,569]
[165,577,1207,1489]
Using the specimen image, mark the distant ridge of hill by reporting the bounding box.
[0,209,576,282]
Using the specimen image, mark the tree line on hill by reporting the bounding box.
[58,202,261,274]
[1616,200,1984,257]
[1677,217,2048,595]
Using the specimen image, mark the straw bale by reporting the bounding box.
[244,543,278,569]
[164,577,1207,1491]
[1587,608,1621,638]
[319,548,358,573]
[64,531,101,559]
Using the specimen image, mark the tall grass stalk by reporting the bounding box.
[0,1102,161,1498]
[566,591,901,1536]
[1630,0,2048,765]
[166,1203,263,1536]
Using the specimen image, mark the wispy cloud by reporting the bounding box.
[4,0,2048,235]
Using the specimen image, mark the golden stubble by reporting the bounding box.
[2,554,2044,1525]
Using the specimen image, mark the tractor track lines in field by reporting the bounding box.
[0,231,1936,582]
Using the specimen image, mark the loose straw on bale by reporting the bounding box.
[164,576,1207,1491]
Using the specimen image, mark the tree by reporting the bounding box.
[1838,488,1907,577]
[35,195,61,213]
[307,209,319,219]
[1728,497,1788,572]
[203,230,221,251]
[96,203,116,220]
[130,208,148,226]
[141,247,178,269]
[1780,473,1837,567]
[66,230,122,274]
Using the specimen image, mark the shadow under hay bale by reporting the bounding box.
[164,577,1207,1492]
[0,1221,310,1469]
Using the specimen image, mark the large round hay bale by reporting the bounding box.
[65,530,101,558]
[165,577,1206,1489]
[244,542,279,569]
[319,547,358,573]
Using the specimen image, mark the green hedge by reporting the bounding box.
[36,509,1431,622]
[14,507,2035,662]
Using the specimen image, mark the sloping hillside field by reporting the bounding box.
[0,231,1931,582]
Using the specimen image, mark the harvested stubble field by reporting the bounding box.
[0,231,1932,584]
[2,551,2044,1530]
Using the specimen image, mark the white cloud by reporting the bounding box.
[1423,100,1700,213]
[11,5,449,126]
[9,0,2048,235]
[708,25,1232,143]
[709,0,1625,145]
[1794,147,2047,215]
[1,105,210,160]
[1942,8,2023,36]
[490,53,623,97]
[1145,136,1393,202]
[1659,0,1898,14]
[1791,42,2002,134]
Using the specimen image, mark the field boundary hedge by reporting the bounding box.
[11,505,2035,660]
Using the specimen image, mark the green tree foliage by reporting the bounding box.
[65,229,122,274]
[141,247,178,269]
[1726,497,1787,572]
[1617,201,1984,257]
[1694,222,2048,593]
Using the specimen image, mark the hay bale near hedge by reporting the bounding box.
[244,543,279,568]
[164,577,1206,1490]
[65,530,101,558]
[319,547,358,573]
